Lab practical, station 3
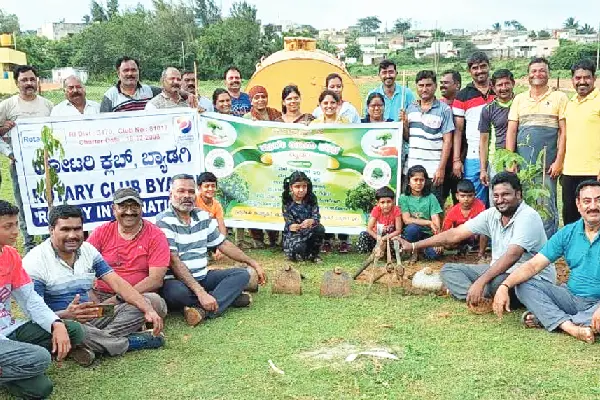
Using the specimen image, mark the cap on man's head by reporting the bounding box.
[113,188,142,205]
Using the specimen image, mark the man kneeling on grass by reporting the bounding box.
[493,180,600,344]
[396,172,555,310]
[156,174,267,326]
[23,205,164,366]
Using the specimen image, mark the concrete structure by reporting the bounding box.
[246,37,362,113]
[52,67,88,84]
[414,41,457,59]
[0,34,27,94]
[475,35,559,59]
[361,47,388,66]
[37,22,88,40]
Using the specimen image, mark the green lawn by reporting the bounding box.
[1,81,595,400]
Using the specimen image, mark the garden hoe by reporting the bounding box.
[320,267,351,297]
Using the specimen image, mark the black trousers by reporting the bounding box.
[561,175,597,225]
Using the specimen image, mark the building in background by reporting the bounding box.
[0,34,27,94]
[37,22,88,40]
[51,67,88,84]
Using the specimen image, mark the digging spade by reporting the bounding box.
[320,267,351,297]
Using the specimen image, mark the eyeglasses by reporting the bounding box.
[116,203,141,211]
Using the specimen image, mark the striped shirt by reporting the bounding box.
[156,206,225,280]
[406,99,455,177]
[100,82,162,112]
[22,240,113,312]
[452,83,495,159]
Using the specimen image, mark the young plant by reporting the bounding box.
[375,132,392,148]
[492,148,551,220]
[345,181,377,215]
[31,125,66,209]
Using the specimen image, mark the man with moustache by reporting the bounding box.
[87,188,169,319]
[100,56,162,112]
[181,70,214,112]
[452,52,495,204]
[224,66,251,117]
[479,69,515,201]
[23,205,165,366]
[396,172,555,308]
[0,65,54,253]
[145,67,189,110]
[494,181,600,345]
[561,60,600,225]
[440,70,462,205]
[403,70,454,209]
[156,174,266,326]
[51,76,100,116]
[506,57,568,239]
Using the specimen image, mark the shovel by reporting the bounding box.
[320,267,351,297]
[272,265,302,295]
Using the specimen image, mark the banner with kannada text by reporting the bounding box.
[199,113,402,234]
[12,109,200,235]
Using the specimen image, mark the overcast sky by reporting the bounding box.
[3,0,600,32]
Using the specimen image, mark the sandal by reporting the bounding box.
[521,311,542,329]
[574,326,595,344]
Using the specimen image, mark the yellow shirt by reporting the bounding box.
[310,114,351,124]
[563,88,600,176]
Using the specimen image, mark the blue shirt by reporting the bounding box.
[365,83,416,122]
[540,219,600,298]
[230,92,251,117]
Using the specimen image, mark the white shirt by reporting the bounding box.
[50,99,101,116]
[312,101,361,123]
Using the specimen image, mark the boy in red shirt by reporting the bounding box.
[357,186,403,253]
[0,200,84,399]
[442,179,487,259]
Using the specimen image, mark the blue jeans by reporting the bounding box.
[465,158,488,204]
[403,223,441,260]
[161,268,250,318]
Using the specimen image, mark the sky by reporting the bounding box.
[2,0,600,32]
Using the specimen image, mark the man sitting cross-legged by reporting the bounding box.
[0,200,84,399]
[23,205,164,366]
[396,172,556,309]
[156,174,266,326]
[88,188,169,318]
[494,180,600,344]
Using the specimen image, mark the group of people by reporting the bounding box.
[0,51,599,398]
[0,175,266,399]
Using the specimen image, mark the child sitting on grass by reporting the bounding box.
[196,172,227,260]
[400,165,443,260]
[282,171,326,262]
[357,186,402,253]
[442,179,488,259]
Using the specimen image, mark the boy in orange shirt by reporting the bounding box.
[196,172,227,259]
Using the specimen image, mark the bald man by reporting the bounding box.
[145,67,190,110]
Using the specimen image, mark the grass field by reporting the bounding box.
[1,80,598,400]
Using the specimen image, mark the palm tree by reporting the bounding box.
[492,22,501,32]
[564,17,579,30]
[503,21,512,29]
[578,23,596,35]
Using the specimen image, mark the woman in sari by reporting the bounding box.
[243,86,283,122]
[281,85,315,124]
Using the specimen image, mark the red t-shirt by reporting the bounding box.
[87,220,170,293]
[442,199,486,231]
[370,205,401,234]
[0,246,31,332]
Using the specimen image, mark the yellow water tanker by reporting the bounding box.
[245,37,362,115]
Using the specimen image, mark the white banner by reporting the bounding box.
[12,108,201,235]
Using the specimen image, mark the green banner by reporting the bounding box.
[199,113,401,233]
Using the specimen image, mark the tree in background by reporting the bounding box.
[577,24,597,35]
[393,18,411,35]
[563,17,579,30]
[357,16,381,35]
[90,1,108,22]
[316,39,338,55]
[106,0,120,20]
[537,30,551,39]
[0,9,20,33]
[528,31,537,40]
[492,22,501,32]
[550,42,597,70]
[193,0,221,27]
